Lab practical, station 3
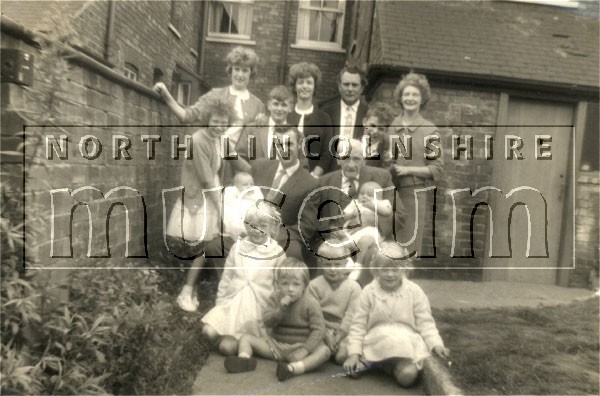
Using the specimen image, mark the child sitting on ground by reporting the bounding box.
[308,240,361,364]
[224,258,330,382]
[343,241,450,387]
[201,204,286,356]
[343,181,392,283]
[223,172,264,240]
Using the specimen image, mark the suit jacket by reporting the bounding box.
[251,159,319,241]
[236,125,271,161]
[288,109,335,173]
[321,98,368,141]
[301,165,406,245]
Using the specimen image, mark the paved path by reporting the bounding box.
[192,280,594,395]
[193,356,421,395]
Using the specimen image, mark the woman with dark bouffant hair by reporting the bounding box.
[387,72,444,257]
[287,62,334,177]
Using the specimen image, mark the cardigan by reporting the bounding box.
[181,86,265,125]
[346,278,444,357]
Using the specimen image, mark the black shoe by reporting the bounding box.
[224,356,257,373]
[276,361,294,381]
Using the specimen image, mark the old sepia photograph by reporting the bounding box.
[1,0,598,394]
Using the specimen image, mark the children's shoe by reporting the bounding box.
[176,291,199,312]
[224,356,257,373]
[276,362,294,382]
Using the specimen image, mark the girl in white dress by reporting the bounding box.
[202,204,286,355]
[343,241,450,387]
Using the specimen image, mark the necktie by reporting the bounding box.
[271,167,286,190]
[344,106,354,138]
[347,178,358,198]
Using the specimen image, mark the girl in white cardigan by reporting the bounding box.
[202,204,286,356]
[343,241,450,387]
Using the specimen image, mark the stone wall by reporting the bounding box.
[572,173,600,288]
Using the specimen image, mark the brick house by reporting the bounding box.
[349,0,599,287]
[2,0,598,288]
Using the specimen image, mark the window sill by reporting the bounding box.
[168,23,181,39]
[206,36,256,46]
[291,43,345,54]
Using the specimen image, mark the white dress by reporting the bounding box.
[202,238,286,339]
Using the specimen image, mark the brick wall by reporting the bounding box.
[572,173,600,288]
[202,0,349,105]
[2,33,196,272]
[371,80,501,280]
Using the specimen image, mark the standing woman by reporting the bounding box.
[287,62,334,178]
[154,47,264,182]
[388,72,444,257]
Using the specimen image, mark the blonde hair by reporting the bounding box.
[244,202,282,237]
[371,241,414,275]
[275,257,310,287]
[225,46,259,79]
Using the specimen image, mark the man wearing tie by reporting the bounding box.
[301,139,406,277]
[321,65,369,173]
[250,127,318,262]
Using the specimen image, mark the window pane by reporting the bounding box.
[320,11,338,42]
[323,0,339,9]
[210,1,230,33]
[309,0,322,7]
[231,3,253,35]
[308,10,320,41]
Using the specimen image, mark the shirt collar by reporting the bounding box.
[374,277,407,298]
[229,86,249,100]
[341,100,359,113]
[394,113,427,133]
[295,104,314,116]
[341,170,360,183]
[278,160,300,177]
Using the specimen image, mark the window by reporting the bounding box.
[176,81,192,106]
[580,102,599,172]
[208,0,254,39]
[169,0,184,37]
[123,63,138,81]
[296,0,346,50]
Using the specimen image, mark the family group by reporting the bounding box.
[152,46,448,387]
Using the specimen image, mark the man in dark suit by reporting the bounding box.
[300,139,406,283]
[251,127,319,262]
[321,65,369,173]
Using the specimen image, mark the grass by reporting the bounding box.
[435,298,599,395]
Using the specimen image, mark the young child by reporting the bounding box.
[343,241,450,387]
[343,181,392,283]
[224,258,330,382]
[361,102,396,169]
[308,241,361,364]
[223,172,264,240]
[201,204,286,356]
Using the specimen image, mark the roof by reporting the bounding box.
[1,0,88,32]
[372,0,599,89]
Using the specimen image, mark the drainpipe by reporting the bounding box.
[198,0,207,76]
[278,0,292,84]
[104,0,115,63]
[366,0,376,65]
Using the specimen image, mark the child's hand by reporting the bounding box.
[254,113,269,127]
[280,295,293,307]
[333,330,346,346]
[343,354,363,373]
[432,345,450,360]
[324,332,337,352]
[287,347,308,362]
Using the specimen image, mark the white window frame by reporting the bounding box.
[176,81,192,106]
[124,63,138,81]
[294,0,346,52]
[207,0,254,42]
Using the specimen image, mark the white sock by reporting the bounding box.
[238,352,251,359]
[181,285,193,296]
[290,361,305,375]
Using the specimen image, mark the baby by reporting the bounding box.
[223,172,264,239]
[343,181,392,283]
[308,240,361,364]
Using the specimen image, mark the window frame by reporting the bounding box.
[176,80,192,106]
[123,63,139,82]
[207,0,254,42]
[294,0,346,52]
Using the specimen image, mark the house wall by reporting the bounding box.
[202,0,349,104]
[1,31,195,274]
[573,173,599,288]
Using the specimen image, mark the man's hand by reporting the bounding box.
[392,165,411,176]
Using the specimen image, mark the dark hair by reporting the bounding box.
[288,62,322,95]
[337,64,367,87]
[225,46,259,79]
[197,96,237,125]
[393,72,431,108]
[365,102,396,127]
